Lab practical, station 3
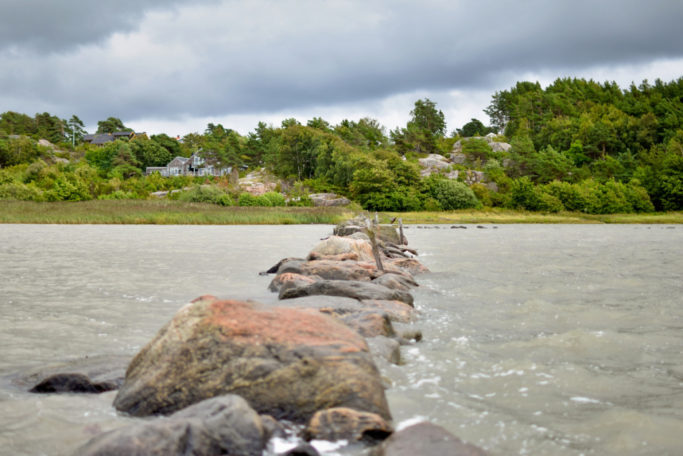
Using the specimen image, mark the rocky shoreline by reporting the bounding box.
[25,216,486,456]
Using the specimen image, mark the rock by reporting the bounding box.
[360,300,416,323]
[348,232,370,241]
[283,443,320,456]
[306,252,359,262]
[450,152,467,164]
[371,273,418,291]
[334,224,364,237]
[377,225,400,244]
[279,280,414,306]
[305,407,393,443]
[339,311,395,338]
[269,272,321,292]
[418,154,452,177]
[12,355,128,392]
[387,258,430,275]
[29,373,117,394]
[374,422,487,456]
[490,141,511,153]
[366,336,402,365]
[264,257,306,274]
[113,296,391,422]
[309,193,351,207]
[78,395,267,456]
[287,259,377,282]
[309,236,375,263]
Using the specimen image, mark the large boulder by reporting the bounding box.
[374,422,487,456]
[360,300,416,323]
[418,154,452,177]
[387,258,430,275]
[113,296,391,423]
[281,259,378,282]
[78,395,267,456]
[279,280,414,306]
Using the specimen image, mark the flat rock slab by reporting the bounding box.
[279,280,414,306]
[78,395,267,456]
[113,296,391,423]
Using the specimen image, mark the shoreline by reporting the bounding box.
[0,200,681,224]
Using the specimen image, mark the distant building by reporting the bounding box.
[145,153,231,177]
[83,131,147,145]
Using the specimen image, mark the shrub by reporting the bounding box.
[470,183,492,207]
[261,191,286,207]
[237,192,259,206]
[178,185,233,206]
[543,180,587,212]
[426,178,480,210]
[0,182,44,201]
[508,177,541,210]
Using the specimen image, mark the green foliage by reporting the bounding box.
[391,98,446,155]
[261,191,286,207]
[177,185,233,206]
[237,192,259,206]
[0,182,45,201]
[461,138,494,162]
[96,117,130,134]
[458,118,495,137]
[425,177,480,210]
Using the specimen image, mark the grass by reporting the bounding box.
[380,208,683,224]
[0,200,355,225]
[0,200,681,224]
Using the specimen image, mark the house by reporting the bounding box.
[145,153,232,177]
[83,131,147,145]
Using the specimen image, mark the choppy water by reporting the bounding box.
[0,224,681,455]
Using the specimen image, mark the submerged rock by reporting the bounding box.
[78,395,267,456]
[113,295,391,423]
[29,373,117,394]
[374,422,487,456]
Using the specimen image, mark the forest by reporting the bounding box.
[1,77,681,213]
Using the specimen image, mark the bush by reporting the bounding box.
[0,182,44,201]
[261,191,286,207]
[508,177,541,210]
[543,180,587,212]
[470,183,492,207]
[178,185,233,206]
[426,178,480,210]
[238,192,259,206]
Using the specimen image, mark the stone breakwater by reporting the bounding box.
[27,216,487,456]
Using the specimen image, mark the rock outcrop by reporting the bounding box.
[113,295,391,423]
[309,193,351,207]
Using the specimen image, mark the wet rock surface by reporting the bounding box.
[78,395,267,456]
[374,422,487,456]
[305,407,393,442]
[279,279,415,305]
[30,373,117,394]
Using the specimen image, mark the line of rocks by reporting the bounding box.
[24,215,486,456]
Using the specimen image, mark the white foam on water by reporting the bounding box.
[570,396,601,404]
[396,415,428,431]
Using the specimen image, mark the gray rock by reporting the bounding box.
[309,193,351,207]
[374,422,487,456]
[77,395,267,456]
[280,280,414,306]
[339,311,396,338]
[372,273,418,291]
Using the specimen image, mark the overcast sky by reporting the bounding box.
[1,0,682,136]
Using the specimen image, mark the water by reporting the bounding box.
[0,224,681,455]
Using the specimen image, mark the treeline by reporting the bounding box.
[0,77,681,212]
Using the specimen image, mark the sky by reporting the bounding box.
[1,0,682,137]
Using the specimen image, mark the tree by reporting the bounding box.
[96,117,131,134]
[458,118,492,137]
[391,98,446,155]
[67,115,87,145]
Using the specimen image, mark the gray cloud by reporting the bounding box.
[1,0,682,131]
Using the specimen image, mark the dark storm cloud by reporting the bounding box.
[1,0,682,129]
[0,0,218,52]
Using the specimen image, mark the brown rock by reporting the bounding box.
[387,258,430,275]
[269,272,321,292]
[339,311,395,338]
[374,422,487,456]
[113,296,390,423]
[307,252,359,261]
[308,236,375,263]
[360,300,416,323]
[305,407,393,442]
[371,273,418,291]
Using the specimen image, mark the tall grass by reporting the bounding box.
[0,200,355,225]
[1,201,680,224]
